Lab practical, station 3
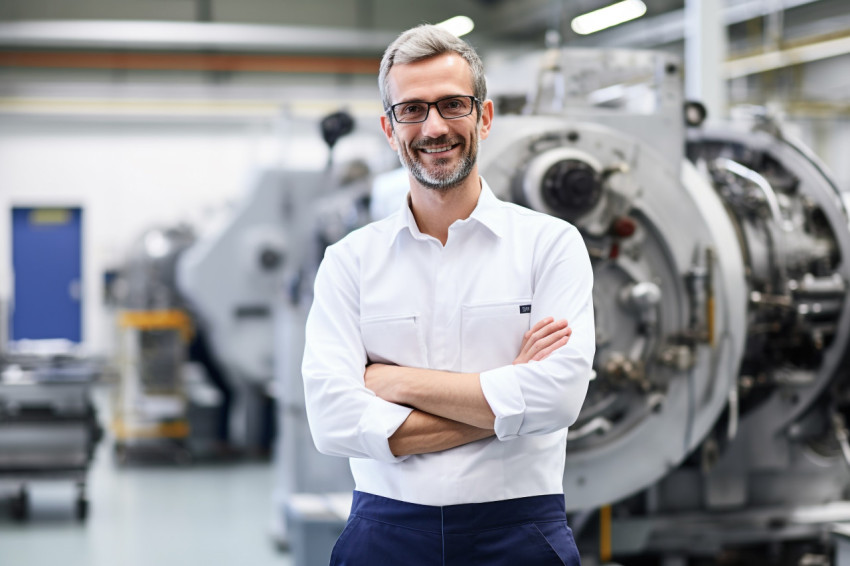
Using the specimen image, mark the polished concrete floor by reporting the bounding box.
[0,399,291,566]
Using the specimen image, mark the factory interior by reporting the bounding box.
[3,0,850,564]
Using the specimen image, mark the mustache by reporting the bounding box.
[411,135,463,150]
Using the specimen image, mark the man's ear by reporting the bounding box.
[477,99,494,141]
[380,114,398,151]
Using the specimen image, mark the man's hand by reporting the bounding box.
[513,317,571,365]
[364,363,408,405]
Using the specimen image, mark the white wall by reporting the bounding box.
[0,98,392,355]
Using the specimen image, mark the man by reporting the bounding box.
[302,24,594,566]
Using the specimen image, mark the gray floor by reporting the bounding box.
[0,394,292,566]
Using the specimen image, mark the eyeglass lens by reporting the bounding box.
[393,97,474,123]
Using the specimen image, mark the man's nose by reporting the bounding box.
[420,106,451,138]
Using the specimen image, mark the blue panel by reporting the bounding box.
[11,207,83,341]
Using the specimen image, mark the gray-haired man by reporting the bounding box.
[302,24,594,565]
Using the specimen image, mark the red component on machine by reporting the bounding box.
[610,216,637,238]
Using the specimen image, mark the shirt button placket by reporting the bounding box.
[432,241,450,370]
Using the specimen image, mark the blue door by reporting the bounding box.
[11,207,83,342]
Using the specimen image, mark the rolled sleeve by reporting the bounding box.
[303,242,412,462]
[479,365,526,439]
[478,221,595,439]
[357,396,414,463]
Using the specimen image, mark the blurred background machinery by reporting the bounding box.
[105,113,378,466]
[111,225,197,463]
[174,111,374,466]
[479,48,850,565]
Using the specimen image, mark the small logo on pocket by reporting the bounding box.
[519,304,532,314]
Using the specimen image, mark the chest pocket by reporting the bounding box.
[461,299,531,373]
[360,313,427,368]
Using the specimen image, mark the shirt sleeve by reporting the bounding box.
[301,242,413,463]
[479,223,595,440]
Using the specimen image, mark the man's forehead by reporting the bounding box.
[387,53,473,100]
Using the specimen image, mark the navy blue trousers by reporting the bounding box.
[330,491,581,566]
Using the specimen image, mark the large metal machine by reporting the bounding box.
[479,49,850,565]
[172,152,374,548]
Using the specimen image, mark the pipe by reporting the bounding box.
[0,51,380,74]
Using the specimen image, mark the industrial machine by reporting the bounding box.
[0,348,102,520]
[175,112,381,463]
[479,49,850,565]
[112,225,198,462]
[174,157,373,544]
[270,161,372,553]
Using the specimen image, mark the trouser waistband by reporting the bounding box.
[349,491,567,534]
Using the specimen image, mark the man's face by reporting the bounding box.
[380,53,492,192]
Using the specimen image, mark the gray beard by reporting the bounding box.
[402,151,475,192]
[397,134,478,193]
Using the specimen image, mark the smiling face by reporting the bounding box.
[380,53,493,193]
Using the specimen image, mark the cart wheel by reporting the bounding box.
[74,481,88,521]
[113,441,128,465]
[75,497,89,521]
[10,486,29,522]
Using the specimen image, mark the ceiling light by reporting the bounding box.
[571,0,647,36]
[437,16,475,38]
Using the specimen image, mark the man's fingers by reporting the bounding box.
[532,336,569,361]
[521,317,554,349]
[527,327,570,357]
[527,319,569,349]
[528,317,554,335]
[535,318,568,338]
[515,317,571,364]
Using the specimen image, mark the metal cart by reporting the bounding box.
[0,352,102,521]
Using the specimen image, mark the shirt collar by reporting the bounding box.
[469,179,506,239]
[387,177,505,247]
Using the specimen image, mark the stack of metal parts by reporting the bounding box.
[0,350,102,520]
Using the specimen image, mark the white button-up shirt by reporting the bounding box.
[302,178,595,506]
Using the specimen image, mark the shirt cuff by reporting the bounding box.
[357,395,414,463]
[479,365,526,440]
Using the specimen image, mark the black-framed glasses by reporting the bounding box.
[388,95,480,124]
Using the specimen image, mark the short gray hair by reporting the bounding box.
[378,25,487,112]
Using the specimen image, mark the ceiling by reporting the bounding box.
[0,0,845,56]
[1,0,849,109]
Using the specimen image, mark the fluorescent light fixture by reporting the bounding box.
[0,20,399,53]
[437,16,475,38]
[571,0,647,35]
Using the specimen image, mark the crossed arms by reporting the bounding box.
[364,317,571,456]
[302,227,595,464]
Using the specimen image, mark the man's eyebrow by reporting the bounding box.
[392,98,427,105]
[393,94,469,105]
